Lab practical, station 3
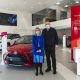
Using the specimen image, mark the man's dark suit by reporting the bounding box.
[42,27,58,73]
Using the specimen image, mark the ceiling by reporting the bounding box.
[0,0,62,13]
[57,0,80,9]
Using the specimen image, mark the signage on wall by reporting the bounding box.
[0,12,17,26]
[71,6,80,60]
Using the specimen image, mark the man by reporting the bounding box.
[42,18,58,74]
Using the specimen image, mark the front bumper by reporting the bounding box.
[4,54,31,66]
[5,56,25,65]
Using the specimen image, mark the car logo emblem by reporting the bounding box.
[10,59,12,61]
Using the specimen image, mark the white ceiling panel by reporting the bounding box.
[0,0,62,13]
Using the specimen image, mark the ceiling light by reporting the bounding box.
[56,2,60,5]
[64,5,69,7]
[75,1,79,3]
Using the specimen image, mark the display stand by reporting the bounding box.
[1,32,7,65]
[63,35,66,48]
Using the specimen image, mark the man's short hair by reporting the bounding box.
[45,18,51,22]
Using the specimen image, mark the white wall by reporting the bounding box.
[0,9,32,36]
[32,18,71,30]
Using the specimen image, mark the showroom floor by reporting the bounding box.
[0,47,80,80]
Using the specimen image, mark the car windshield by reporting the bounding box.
[7,34,20,39]
[7,34,12,39]
[15,36,32,44]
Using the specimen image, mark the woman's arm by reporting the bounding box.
[32,36,37,53]
[39,36,44,55]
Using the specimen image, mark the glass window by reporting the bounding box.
[60,11,67,20]
[16,36,32,44]
[7,34,20,39]
[32,8,56,26]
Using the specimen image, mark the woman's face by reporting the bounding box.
[35,29,41,35]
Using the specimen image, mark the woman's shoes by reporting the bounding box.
[35,72,44,76]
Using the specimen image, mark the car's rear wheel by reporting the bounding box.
[66,41,71,47]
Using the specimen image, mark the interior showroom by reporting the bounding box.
[1,0,80,80]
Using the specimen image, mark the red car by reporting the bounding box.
[4,36,33,67]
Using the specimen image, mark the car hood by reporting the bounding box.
[8,44,32,54]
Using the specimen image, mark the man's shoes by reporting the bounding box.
[45,69,51,72]
[40,71,44,75]
[53,71,57,74]
[35,72,38,76]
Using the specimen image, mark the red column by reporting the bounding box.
[71,6,80,61]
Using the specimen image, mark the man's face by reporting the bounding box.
[45,21,50,25]
[45,21,50,28]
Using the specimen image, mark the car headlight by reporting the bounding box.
[13,51,18,55]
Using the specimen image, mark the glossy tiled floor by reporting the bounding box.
[0,64,65,80]
[0,47,80,80]
[56,47,76,73]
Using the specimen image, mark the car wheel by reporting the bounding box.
[66,42,71,47]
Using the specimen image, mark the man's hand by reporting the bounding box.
[56,45,59,48]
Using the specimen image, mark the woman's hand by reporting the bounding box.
[36,49,41,53]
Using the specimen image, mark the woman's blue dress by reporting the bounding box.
[32,36,44,63]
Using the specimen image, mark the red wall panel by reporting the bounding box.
[71,6,80,60]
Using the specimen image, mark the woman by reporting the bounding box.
[32,27,44,76]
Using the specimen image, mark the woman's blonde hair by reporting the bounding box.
[35,27,40,30]
[35,27,41,35]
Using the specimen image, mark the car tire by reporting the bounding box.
[66,42,71,47]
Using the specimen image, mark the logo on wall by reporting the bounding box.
[74,26,78,34]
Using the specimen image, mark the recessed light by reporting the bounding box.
[56,2,60,5]
[64,5,69,7]
[75,1,79,3]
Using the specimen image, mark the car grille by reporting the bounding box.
[6,54,28,65]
